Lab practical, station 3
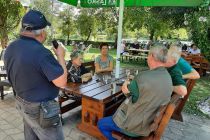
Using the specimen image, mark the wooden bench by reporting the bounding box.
[58,61,95,120]
[82,61,95,73]
[112,94,181,140]
[121,54,135,62]
[172,79,196,121]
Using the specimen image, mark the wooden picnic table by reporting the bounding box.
[61,69,127,139]
[128,48,149,53]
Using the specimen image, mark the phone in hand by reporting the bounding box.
[52,40,59,49]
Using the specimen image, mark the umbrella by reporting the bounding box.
[59,0,204,78]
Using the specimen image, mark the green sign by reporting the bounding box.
[59,0,204,7]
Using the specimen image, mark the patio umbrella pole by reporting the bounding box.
[115,0,124,79]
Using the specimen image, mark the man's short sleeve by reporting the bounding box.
[178,57,193,75]
[39,54,64,81]
[168,65,186,86]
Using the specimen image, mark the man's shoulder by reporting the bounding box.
[142,67,168,76]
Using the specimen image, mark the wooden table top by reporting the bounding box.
[61,69,127,102]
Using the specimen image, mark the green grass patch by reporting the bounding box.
[183,76,210,118]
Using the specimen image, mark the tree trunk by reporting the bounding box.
[149,29,155,41]
[114,36,118,49]
[67,32,70,45]
[84,28,92,45]
[0,31,8,49]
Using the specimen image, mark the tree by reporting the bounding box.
[76,9,96,44]
[32,0,55,40]
[32,0,53,21]
[186,0,210,61]
[0,0,24,48]
[59,6,75,42]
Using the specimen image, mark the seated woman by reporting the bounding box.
[95,43,114,73]
[66,50,92,83]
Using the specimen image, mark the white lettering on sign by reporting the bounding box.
[87,0,116,6]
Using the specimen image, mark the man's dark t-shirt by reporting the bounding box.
[4,36,63,102]
[167,64,186,86]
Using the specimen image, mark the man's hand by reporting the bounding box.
[82,77,90,83]
[53,42,66,59]
[81,73,92,78]
[122,80,130,95]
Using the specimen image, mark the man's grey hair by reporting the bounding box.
[167,45,181,63]
[70,50,83,60]
[20,28,45,36]
[149,45,168,63]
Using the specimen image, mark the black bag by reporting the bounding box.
[40,100,61,128]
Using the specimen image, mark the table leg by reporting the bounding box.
[77,97,106,140]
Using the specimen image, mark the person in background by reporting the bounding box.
[144,40,153,50]
[4,10,67,140]
[165,45,187,97]
[132,39,140,49]
[188,44,201,55]
[98,46,173,139]
[66,50,92,83]
[95,43,114,73]
[182,44,188,51]
[120,40,126,55]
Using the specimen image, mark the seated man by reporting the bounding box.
[95,43,114,73]
[98,46,173,139]
[66,50,92,83]
[165,45,187,97]
[188,44,201,55]
[177,57,200,80]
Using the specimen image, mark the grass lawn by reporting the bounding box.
[184,76,210,118]
[62,46,210,118]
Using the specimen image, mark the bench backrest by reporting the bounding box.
[83,61,95,73]
[112,94,181,140]
[152,94,181,140]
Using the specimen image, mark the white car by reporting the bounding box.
[180,41,193,46]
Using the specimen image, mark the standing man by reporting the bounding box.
[4,10,67,140]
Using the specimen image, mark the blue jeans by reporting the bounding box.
[98,116,123,140]
[15,96,64,140]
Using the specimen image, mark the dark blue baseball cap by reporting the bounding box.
[22,10,51,30]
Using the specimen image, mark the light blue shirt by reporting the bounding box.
[95,55,113,69]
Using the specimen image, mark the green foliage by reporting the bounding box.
[0,0,24,48]
[76,9,96,41]
[59,7,75,41]
[32,0,53,22]
[186,0,210,61]
[184,77,210,118]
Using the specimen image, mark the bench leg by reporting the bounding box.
[0,86,4,100]
[172,80,196,122]
[171,112,183,122]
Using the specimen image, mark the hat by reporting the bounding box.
[70,50,83,60]
[22,10,51,30]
